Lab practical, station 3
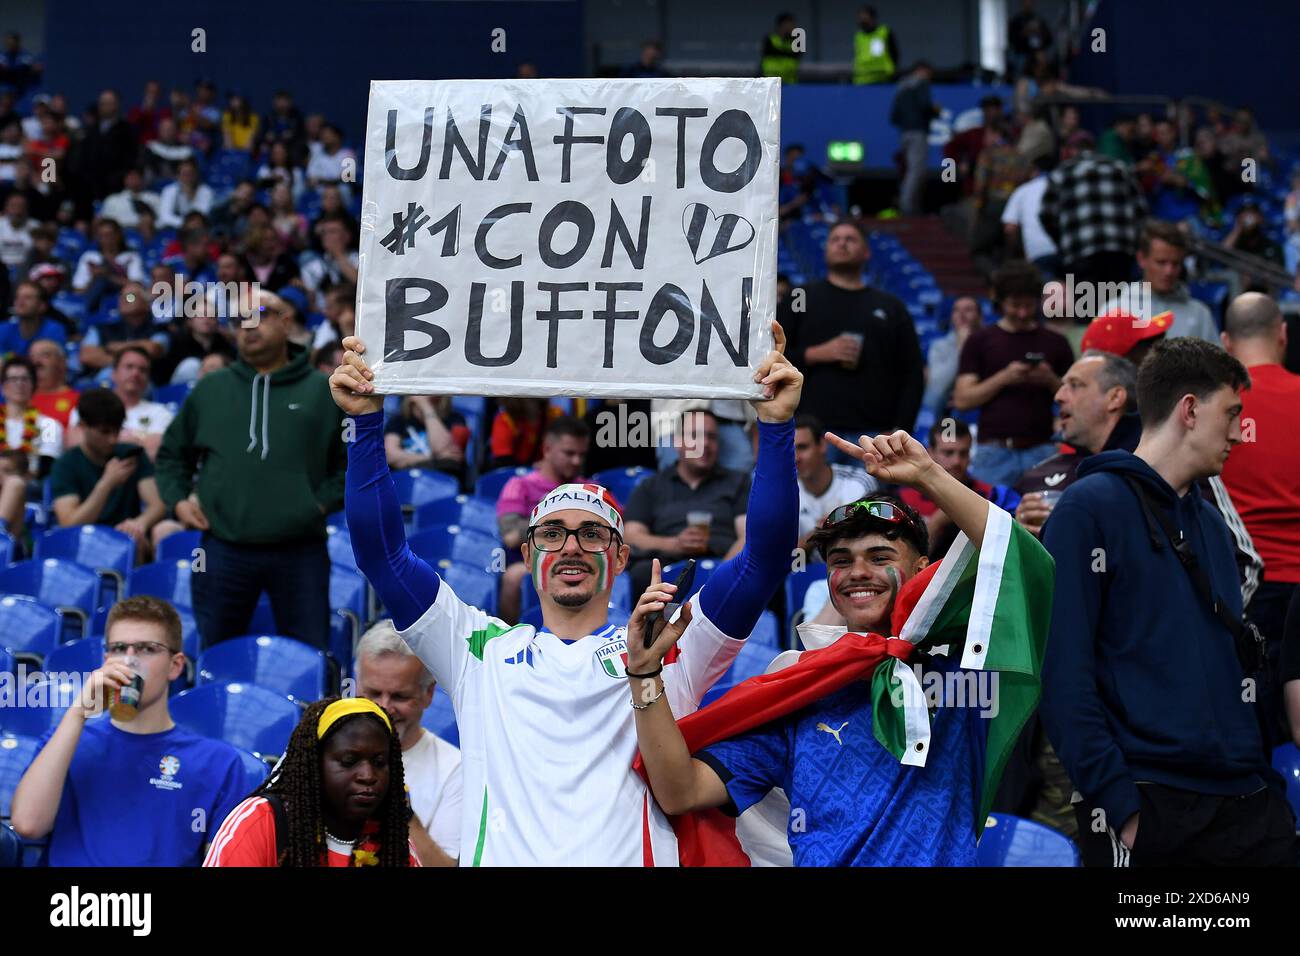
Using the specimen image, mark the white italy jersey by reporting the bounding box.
[399,581,743,866]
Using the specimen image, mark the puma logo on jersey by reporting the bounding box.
[1042,473,1066,487]
[816,721,848,746]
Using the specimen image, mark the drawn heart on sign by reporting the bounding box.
[681,203,756,265]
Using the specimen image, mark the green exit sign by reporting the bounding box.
[828,140,864,163]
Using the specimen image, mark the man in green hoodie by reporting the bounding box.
[155,290,347,649]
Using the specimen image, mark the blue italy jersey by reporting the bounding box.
[34,717,248,866]
[698,654,988,866]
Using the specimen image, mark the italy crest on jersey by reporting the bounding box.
[594,639,629,679]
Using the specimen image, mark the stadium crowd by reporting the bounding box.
[2,16,1300,868]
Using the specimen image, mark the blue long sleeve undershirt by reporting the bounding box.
[345,410,798,639]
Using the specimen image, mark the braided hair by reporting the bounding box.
[255,696,412,867]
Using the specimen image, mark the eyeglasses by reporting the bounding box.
[104,640,178,657]
[822,499,921,537]
[527,524,619,553]
[3,375,33,385]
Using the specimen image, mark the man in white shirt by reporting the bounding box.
[69,347,174,459]
[100,168,160,229]
[0,191,34,268]
[1002,158,1060,277]
[793,413,877,545]
[355,619,462,867]
[157,159,214,229]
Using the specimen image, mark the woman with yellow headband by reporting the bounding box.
[203,697,420,866]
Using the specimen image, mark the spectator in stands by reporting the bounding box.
[954,260,1073,486]
[306,123,355,194]
[75,89,139,203]
[1223,201,1285,291]
[71,217,146,313]
[255,140,306,201]
[0,31,42,94]
[0,117,25,181]
[71,346,174,459]
[204,696,418,867]
[1219,292,1300,748]
[22,225,69,282]
[793,412,877,549]
[624,408,750,594]
[199,351,230,378]
[852,6,898,85]
[255,90,307,164]
[1006,0,1053,79]
[275,285,315,348]
[1041,338,1296,866]
[1284,167,1300,275]
[1002,155,1059,277]
[29,338,79,427]
[0,280,67,356]
[0,355,62,477]
[1097,115,1137,165]
[1136,119,1214,225]
[971,120,1032,270]
[782,221,923,446]
[11,596,246,866]
[129,206,166,265]
[221,93,259,152]
[127,80,165,144]
[1216,107,1271,200]
[99,167,159,230]
[51,388,178,559]
[944,95,1004,207]
[155,296,236,385]
[0,191,34,269]
[355,621,463,867]
[384,395,467,476]
[143,116,194,183]
[1039,131,1147,288]
[269,181,309,250]
[209,179,258,243]
[78,282,167,373]
[759,13,802,85]
[241,222,300,290]
[313,342,343,376]
[1015,348,1140,532]
[889,61,938,215]
[162,226,217,285]
[156,289,347,650]
[27,109,70,189]
[157,159,214,229]
[922,295,982,417]
[302,213,359,296]
[624,39,668,78]
[903,417,1020,558]
[496,416,591,623]
[1103,221,1218,343]
[489,397,548,469]
[0,448,26,536]
[187,79,222,154]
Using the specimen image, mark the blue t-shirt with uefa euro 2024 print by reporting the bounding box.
[31,716,247,866]
[698,653,989,866]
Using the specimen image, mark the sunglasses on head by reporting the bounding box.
[822,499,919,536]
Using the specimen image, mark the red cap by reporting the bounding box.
[1080,309,1173,358]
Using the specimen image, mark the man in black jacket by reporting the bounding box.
[781,221,923,457]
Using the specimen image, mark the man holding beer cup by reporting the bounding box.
[10,596,246,866]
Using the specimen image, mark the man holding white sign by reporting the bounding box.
[353,78,780,400]
[330,323,800,865]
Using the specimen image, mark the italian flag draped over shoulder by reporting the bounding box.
[634,503,1055,865]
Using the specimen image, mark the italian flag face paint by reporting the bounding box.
[531,546,615,594]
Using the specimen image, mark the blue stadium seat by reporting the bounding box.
[390,468,460,513]
[1,733,42,819]
[326,525,358,572]
[156,529,202,565]
[43,636,102,677]
[0,595,62,660]
[661,559,719,603]
[0,559,100,638]
[0,823,21,868]
[414,494,499,536]
[591,466,652,507]
[198,635,331,701]
[420,686,459,748]
[169,683,301,759]
[440,561,498,616]
[474,466,530,502]
[152,383,193,405]
[36,526,135,603]
[410,524,501,575]
[0,678,81,737]
[450,395,486,417]
[750,610,781,649]
[128,559,193,608]
[976,813,1080,866]
[236,747,271,794]
[700,639,780,707]
[784,564,828,638]
[1272,743,1300,825]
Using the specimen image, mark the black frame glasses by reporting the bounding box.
[527,524,620,553]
